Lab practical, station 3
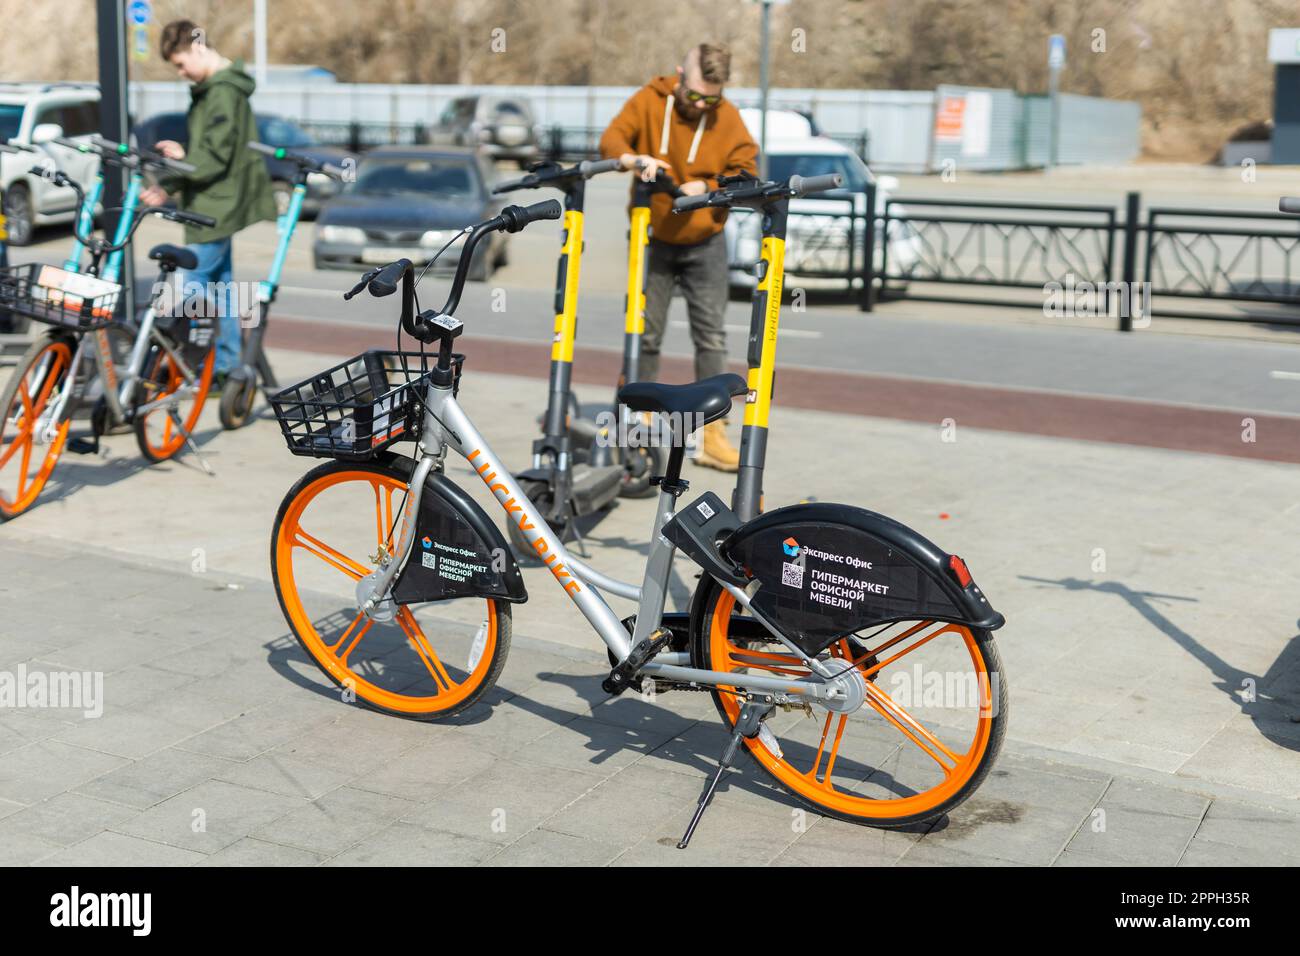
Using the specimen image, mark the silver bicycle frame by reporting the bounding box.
[361,374,843,704]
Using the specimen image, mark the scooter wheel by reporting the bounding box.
[617,445,667,499]
[218,375,258,430]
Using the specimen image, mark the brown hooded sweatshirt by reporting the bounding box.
[600,74,758,246]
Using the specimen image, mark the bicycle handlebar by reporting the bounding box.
[48,134,197,174]
[247,141,348,180]
[343,199,562,345]
[1281,197,1300,215]
[492,158,621,194]
[672,172,845,213]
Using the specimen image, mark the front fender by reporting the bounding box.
[723,502,1002,657]
[387,454,527,605]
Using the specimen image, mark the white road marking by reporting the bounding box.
[1269,370,1300,381]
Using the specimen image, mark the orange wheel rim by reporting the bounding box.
[140,347,214,458]
[0,340,73,517]
[275,468,498,714]
[709,591,995,820]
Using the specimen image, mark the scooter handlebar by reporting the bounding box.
[578,157,623,178]
[1280,197,1300,215]
[790,172,844,196]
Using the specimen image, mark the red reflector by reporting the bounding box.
[948,554,972,588]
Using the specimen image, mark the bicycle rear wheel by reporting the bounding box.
[271,458,511,720]
[133,342,215,462]
[0,333,75,520]
[693,582,1007,828]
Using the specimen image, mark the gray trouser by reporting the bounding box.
[640,231,729,384]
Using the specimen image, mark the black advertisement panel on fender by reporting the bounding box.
[392,490,516,604]
[731,521,963,656]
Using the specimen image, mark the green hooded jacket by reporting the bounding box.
[160,59,277,244]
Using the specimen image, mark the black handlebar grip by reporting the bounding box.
[500,199,562,233]
[180,212,217,228]
[672,193,712,213]
[790,173,844,196]
[1280,197,1300,215]
[491,176,531,194]
[578,158,623,178]
[368,259,412,297]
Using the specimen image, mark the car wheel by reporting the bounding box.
[3,184,34,246]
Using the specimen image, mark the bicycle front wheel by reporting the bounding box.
[693,582,1007,828]
[0,333,75,520]
[271,458,511,720]
[133,343,215,462]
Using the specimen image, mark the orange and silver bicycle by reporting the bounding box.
[0,163,217,519]
[269,183,1007,846]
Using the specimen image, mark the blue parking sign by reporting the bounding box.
[128,0,151,26]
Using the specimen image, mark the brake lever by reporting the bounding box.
[343,268,382,300]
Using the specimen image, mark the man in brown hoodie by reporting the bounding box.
[600,43,757,472]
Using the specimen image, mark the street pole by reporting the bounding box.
[254,0,268,89]
[1047,33,1064,170]
[97,0,133,316]
[759,0,771,180]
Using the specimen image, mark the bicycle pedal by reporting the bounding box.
[602,628,672,696]
[66,435,99,455]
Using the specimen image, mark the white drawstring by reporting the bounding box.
[659,96,673,155]
[687,112,706,164]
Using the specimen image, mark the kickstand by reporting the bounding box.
[167,407,214,476]
[565,500,590,558]
[677,701,771,849]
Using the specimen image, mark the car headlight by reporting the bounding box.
[318,225,365,244]
[420,230,450,248]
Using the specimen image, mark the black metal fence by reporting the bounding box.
[858,191,1300,326]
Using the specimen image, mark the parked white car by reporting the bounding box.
[0,83,103,246]
[727,109,919,293]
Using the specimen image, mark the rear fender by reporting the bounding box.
[721,502,1002,657]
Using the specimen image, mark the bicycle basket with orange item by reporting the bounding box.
[0,263,121,330]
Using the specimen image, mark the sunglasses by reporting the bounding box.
[680,87,721,107]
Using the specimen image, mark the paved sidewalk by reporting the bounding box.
[0,347,1297,865]
[1,537,1297,867]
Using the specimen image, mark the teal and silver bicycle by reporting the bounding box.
[218,141,348,430]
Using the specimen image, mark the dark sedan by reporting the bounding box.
[312,147,507,280]
[131,112,353,217]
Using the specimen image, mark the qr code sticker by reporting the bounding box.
[781,561,804,588]
[696,500,715,519]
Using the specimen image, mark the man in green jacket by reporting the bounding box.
[140,20,277,382]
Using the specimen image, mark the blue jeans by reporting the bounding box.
[180,237,239,376]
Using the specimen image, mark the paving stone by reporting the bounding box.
[539,773,695,848]
[74,747,238,809]
[775,817,917,867]
[1064,803,1202,866]
[0,740,129,804]
[197,838,327,867]
[324,821,499,866]
[114,779,306,855]
[35,831,206,867]
[0,792,139,846]
[250,785,415,857]
[484,827,624,867]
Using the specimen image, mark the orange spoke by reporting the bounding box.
[0,430,29,469]
[726,644,811,678]
[848,620,934,668]
[17,436,32,496]
[859,624,951,681]
[293,527,369,580]
[397,608,456,692]
[862,681,960,774]
[328,611,372,665]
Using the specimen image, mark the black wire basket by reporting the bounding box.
[270,350,461,461]
[0,263,121,330]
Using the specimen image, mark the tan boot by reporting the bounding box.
[696,421,740,472]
